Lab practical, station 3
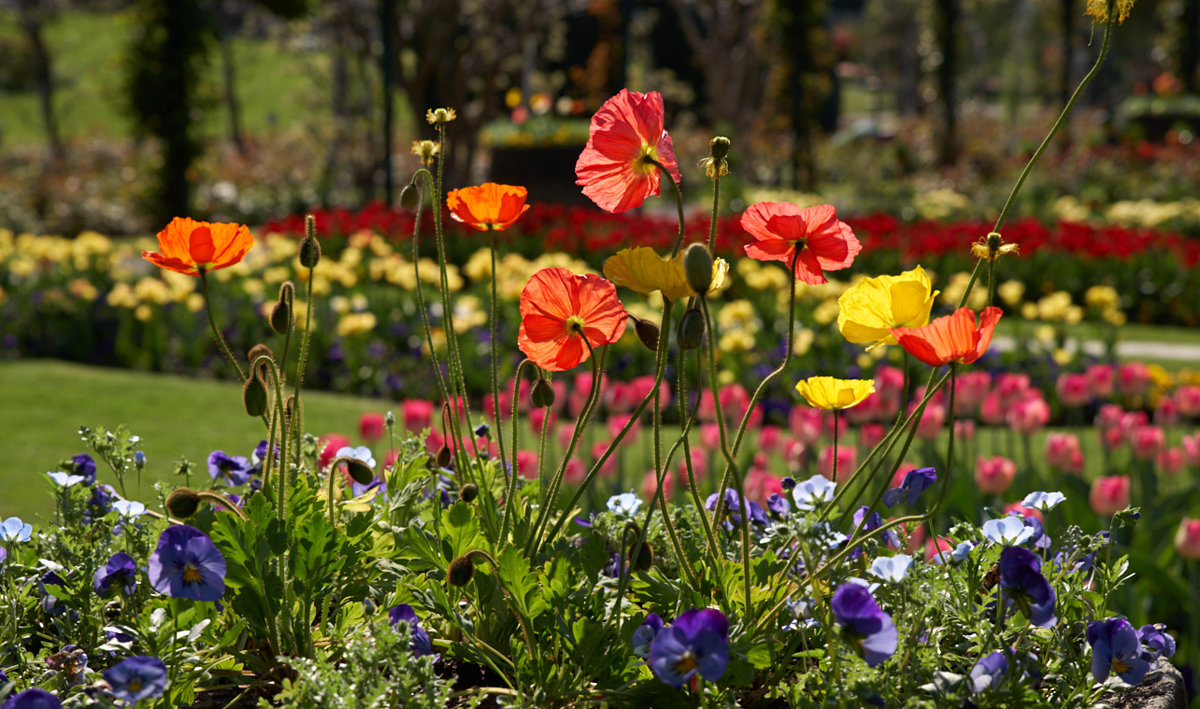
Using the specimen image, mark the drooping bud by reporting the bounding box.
[447,555,476,587]
[628,540,654,572]
[399,183,420,212]
[166,488,201,519]
[298,215,321,268]
[242,375,268,417]
[531,379,556,409]
[269,283,294,335]
[459,483,479,503]
[337,456,375,486]
[678,308,706,350]
[247,343,274,367]
[436,444,453,469]
[632,315,660,351]
[683,243,714,295]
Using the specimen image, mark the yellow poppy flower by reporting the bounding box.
[603,247,728,299]
[837,266,938,349]
[794,376,876,410]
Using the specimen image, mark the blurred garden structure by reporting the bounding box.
[1,0,1199,237]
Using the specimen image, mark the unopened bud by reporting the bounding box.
[709,136,731,161]
[436,444,453,469]
[632,315,660,352]
[338,456,375,486]
[531,379,556,409]
[459,483,479,503]
[678,308,706,350]
[683,243,714,295]
[628,541,654,572]
[447,555,476,587]
[299,216,321,268]
[166,488,201,519]
[247,343,274,367]
[269,283,294,334]
[399,183,420,212]
[242,375,268,417]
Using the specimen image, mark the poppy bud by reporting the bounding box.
[399,183,420,212]
[270,283,294,335]
[709,136,731,161]
[247,343,274,367]
[531,379,556,409]
[678,308,706,350]
[459,483,479,503]
[683,243,714,295]
[628,541,654,572]
[436,444,453,469]
[447,555,476,587]
[242,375,268,417]
[338,456,375,485]
[299,215,321,268]
[166,488,201,519]
[632,315,660,351]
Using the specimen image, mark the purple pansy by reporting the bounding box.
[103,655,168,705]
[0,546,6,568]
[882,467,937,508]
[850,506,900,558]
[970,650,1009,693]
[1088,618,1150,685]
[84,485,115,524]
[632,613,664,659]
[766,492,791,519]
[70,454,97,486]
[0,689,63,709]
[705,489,768,531]
[998,546,1057,628]
[388,604,434,657]
[350,476,387,501]
[207,450,251,487]
[648,609,730,687]
[39,570,66,615]
[93,552,138,598]
[831,583,897,667]
[1137,624,1176,663]
[147,525,226,602]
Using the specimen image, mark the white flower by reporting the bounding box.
[982,517,1034,546]
[606,491,642,517]
[846,576,882,594]
[792,475,836,511]
[1021,491,1066,512]
[336,446,376,470]
[47,471,86,488]
[0,516,33,543]
[112,500,146,519]
[868,554,913,583]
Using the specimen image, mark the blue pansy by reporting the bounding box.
[706,489,768,530]
[388,604,435,657]
[1021,490,1065,512]
[970,650,1008,693]
[792,475,835,511]
[47,471,85,488]
[882,467,937,508]
[998,546,1057,628]
[868,554,913,584]
[648,609,730,687]
[632,613,664,659]
[93,552,138,598]
[831,583,897,667]
[982,517,1034,546]
[1088,618,1150,685]
[147,525,226,602]
[207,450,251,487]
[1137,624,1176,664]
[103,656,168,705]
[70,454,97,485]
[0,688,63,709]
[766,492,791,519]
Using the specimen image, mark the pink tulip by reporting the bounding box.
[677,447,708,482]
[1157,447,1185,475]
[1154,397,1179,427]
[955,370,993,417]
[317,433,352,470]
[758,425,783,454]
[954,419,976,442]
[1175,385,1200,418]
[1045,432,1083,473]
[1100,426,1126,451]
[1007,395,1050,435]
[358,413,385,443]
[590,441,618,478]
[402,399,434,432]
[516,450,539,480]
[975,456,1017,495]
[782,438,808,471]
[745,468,784,503]
[1131,425,1166,460]
[925,536,956,563]
[818,445,858,481]
[1089,475,1131,516]
[789,407,826,446]
[1055,373,1092,407]
[1175,518,1200,559]
[890,463,918,489]
[1004,502,1044,525]
[858,423,886,452]
[1094,403,1125,430]
[913,402,945,441]
[528,407,556,436]
[700,423,722,451]
[996,373,1031,406]
[1117,362,1151,398]
[564,457,586,484]
[641,468,675,501]
[1182,433,1200,468]
[607,413,640,444]
[980,391,1006,426]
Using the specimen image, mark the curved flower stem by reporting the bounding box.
[648,159,687,257]
[831,410,841,484]
[712,250,802,513]
[707,171,721,252]
[487,228,508,475]
[500,358,533,543]
[408,169,453,415]
[198,270,247,383]
[526,345,608,557]
[196,491,249,523]
[677,347,723,574]
[290,232,317,469]
[700,297,753,614]
[927,364,959,528]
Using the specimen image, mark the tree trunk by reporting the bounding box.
[219,30,246,154]
[934,0,959,166]
[17,6,64,159]
[1182,0,1200,94]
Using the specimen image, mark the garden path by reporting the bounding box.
[992,335,1200,362]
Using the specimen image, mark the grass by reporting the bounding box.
[0,360,391,521]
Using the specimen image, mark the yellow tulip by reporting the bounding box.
[794,376,876,410]
[837,266,938,348]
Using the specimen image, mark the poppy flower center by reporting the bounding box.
[636,143,659,174]
[183,564,203,584]
[674,650,699,675]
[565,315,587,335]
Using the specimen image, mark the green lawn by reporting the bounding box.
[0,360,392,521]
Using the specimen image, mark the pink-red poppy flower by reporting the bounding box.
[575,89,681,213]
[517,267,627,371]
[740,203,861,284]
[889,307,1003,368]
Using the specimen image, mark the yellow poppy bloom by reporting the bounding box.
[794,376,876,410]
[603,247,728,299]
[837,266,938,349]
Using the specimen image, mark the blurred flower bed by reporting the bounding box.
[3,209,1198,412]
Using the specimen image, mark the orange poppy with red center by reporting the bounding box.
[889,306,1004,367]
[446,183,530,231]
[142,217,254,276]
[740,203,861,285]
[575,89,682,214]
[517,267,627,371]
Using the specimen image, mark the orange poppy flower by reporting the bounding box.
[889,306,1003,367]
[446,183,530,231]
[142,217,254,276]
[518,267,627,371]
[575,89,682,213]
[740,203,861,285]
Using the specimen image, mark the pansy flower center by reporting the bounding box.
[183,563,203,584]
[128,679,143,692]
[1112,658,1130,674]
[674,650,699,675]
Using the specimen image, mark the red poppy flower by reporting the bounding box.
[740,203,861,284]
[142,217,254,276]
[446,183,530,231]
[518,267,627,371]
[575,89,682,214]
[889,306,1003,367]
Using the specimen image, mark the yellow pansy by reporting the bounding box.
[603,247,728,300]
[794,376,876,410]
[837,266,938,348]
